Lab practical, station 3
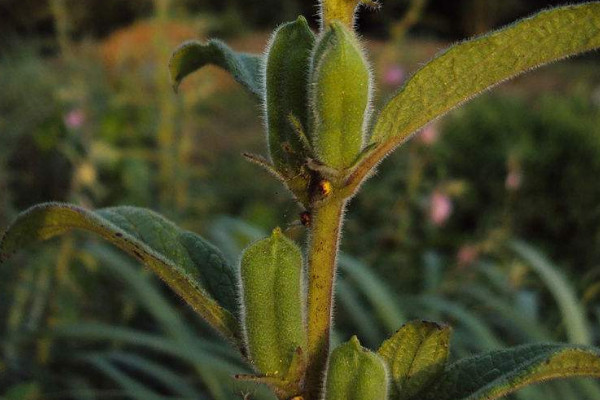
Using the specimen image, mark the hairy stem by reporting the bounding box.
[306,197,346,399]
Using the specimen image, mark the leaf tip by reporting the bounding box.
[349,335,362,348]
[295,15,309,26]
[271,227,284,239]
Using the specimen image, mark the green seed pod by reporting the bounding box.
[325,336,388,400]
[266,16,316,175]
[240,228,307,376]
[310,21,371,170]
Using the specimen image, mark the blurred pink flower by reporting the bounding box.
[457,244,479,268]
[64,109,86,130]
[505,170,522,191]
[419,123,439,145]
[383,64,406,87]
[429,190,453,226]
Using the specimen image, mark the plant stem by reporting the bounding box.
[305,197,346,399]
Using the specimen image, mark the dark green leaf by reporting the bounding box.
[422,343,600,400]
[0,203,240,343]
[169,39,264,98]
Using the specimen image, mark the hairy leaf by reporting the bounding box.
[0,203,240,343]
[169,39,263,97]
[378,320,451,400]
[365,3,600,173]
[422,343,600,400]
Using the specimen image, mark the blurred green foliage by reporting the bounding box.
[346,90,600,293]
[1,0,596,44]
[1,1,600,398]
[435,93,600,271]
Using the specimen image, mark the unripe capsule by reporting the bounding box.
[310,21,371,170]
[325,336,388,400]
[240,229,307,376]
[266,16,316,175]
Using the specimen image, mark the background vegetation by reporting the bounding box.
[1,0,599,399]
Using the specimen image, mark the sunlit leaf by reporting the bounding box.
[0,203,240,344]
[422,343,600,400]
[378,320,451,400]
[169,39,263,97]
[361,3,600,180]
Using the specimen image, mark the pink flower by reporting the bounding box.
[457,245,479,268]
[429,190,453,226]
[505,170,522,191]
[419,123,439,145]
[64,109,86,130]
[383,65,406,87]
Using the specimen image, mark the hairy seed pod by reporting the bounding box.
[240,228,306,376]
[325,336,388,400]
[310,21,371,169]
[266,16,316,174]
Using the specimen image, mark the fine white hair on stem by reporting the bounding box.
[261,23,286,164]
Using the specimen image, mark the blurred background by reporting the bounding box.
[1,0,599,399]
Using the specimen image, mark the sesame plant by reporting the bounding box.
[2,1,600,399]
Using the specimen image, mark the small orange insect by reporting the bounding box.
[318,179,332,196]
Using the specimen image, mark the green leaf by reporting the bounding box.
[511,240,592,345]
[377,320,451,400]
[421,343,600,400]
[0,203,240,344]
[339,254,406,333]
[169,39,264,97]
[104,351,202,399]
[84,354,166,400]
[368,3,600,163]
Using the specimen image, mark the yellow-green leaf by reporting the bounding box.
[378,320,451,400]
[0,203,240,344]
[369,3,600,163]
[422,343,600,400]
